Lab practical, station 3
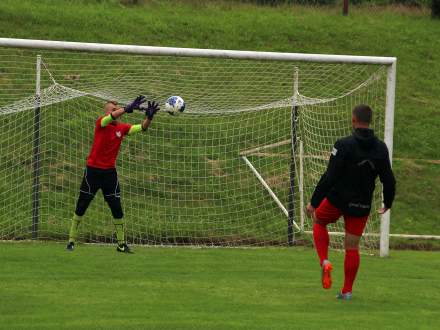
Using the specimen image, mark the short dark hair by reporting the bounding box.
[352,104,372,124]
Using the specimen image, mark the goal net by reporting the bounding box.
[0,39,395,254]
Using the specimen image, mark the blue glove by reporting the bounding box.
[142,101,160,120]
[124,95,146,113]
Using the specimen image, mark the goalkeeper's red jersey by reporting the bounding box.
[86,116,132,170]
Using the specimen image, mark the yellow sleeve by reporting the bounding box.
[100,114,113,128]
[128,124,143,135]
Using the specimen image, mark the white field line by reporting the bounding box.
[303,231,440,240]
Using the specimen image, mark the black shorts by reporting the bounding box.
[80,166,120,199]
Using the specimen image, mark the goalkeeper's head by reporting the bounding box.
[352,104,372,129]
[104,100,119,122]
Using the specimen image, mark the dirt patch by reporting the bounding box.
[395,158,440,165]
[265,173,289,189]
[206,158,227,177]
[248,152,289,158]
[64,74,81,81]
[48,160,78,171]
[55,173,65,187]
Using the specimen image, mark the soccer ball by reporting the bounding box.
[165,96,185,115]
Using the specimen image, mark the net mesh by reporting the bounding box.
[0,47,388,252]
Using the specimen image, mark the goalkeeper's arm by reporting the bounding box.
[127,119,150,135]
[128,101,160,135]
[101,96,147,128]
[100,107,125,127]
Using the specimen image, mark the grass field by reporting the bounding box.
[0,2,439,329]
[0,242,439,329]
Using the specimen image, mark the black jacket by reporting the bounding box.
[310,128,396,217]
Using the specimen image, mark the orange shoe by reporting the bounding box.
[321,260,333,289]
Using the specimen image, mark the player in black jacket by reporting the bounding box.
[306,104,396,300]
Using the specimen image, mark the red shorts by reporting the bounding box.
[315,198,368,236]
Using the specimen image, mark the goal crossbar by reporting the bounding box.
[0,38,396,65]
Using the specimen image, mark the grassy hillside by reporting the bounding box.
[0,0,439,237]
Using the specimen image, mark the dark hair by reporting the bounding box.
[352,104,372,124]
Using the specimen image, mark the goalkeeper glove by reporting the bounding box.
[142,101,160,120]
[124,95,146,113]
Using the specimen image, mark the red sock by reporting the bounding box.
[342,249,360,294]
[313,223,329,266]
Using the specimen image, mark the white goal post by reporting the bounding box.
[0,38,396,256]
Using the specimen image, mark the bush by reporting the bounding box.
[234,0,430,6]
[231,0,337,6]
[433,0,440,18]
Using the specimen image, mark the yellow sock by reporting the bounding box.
[68,214,82,243]
[114,219,125,245]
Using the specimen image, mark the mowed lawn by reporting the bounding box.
[0,242,438,329]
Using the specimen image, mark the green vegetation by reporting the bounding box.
[433,0,440,17]
[229,0,432,6]
[0,242,438,329]
[0,0,439,241]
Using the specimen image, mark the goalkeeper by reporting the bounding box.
[66,96,160,253]
[306,104,396,300]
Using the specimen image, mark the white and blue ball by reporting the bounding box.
[165,96,185,115]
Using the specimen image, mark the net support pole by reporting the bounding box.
[299,140,305,231]
[32,55,42,239]
[380,59,397,257]
[287,68,299,246]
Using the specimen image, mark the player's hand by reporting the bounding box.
[377,207,390,215]
[124,95,146,113]
[306,203,315,217]
[142,101,160,120]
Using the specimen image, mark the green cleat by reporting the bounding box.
[116,243,133,254]
[336,292,353,300]
[66,242,75,251]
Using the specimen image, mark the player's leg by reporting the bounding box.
[68,194,93,243]
[67,168,98,250]
[313,198,342,289]
[313,198,341,266]
[338,215,368,299]
[102,170,132,253]
[312,216,330,267]
[105,196,132,253]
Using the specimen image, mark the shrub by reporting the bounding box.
[433,0,440,18]
[230,0,337,6]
